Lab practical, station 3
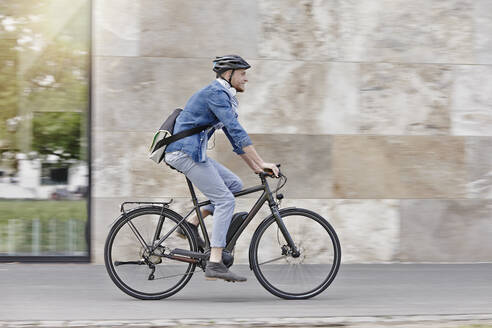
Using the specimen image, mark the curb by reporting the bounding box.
[1,314,492,327]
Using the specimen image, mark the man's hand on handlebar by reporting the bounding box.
[241,146,280,178]
[259,162,280,177]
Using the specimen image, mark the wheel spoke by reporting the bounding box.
[154,271,194,280]
[126,220,150,251]
[258,255,287,266]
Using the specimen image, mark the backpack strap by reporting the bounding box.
[152,124,211,153]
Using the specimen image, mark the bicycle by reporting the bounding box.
[104,165,341,300]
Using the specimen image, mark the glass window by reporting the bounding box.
[0,0,90,259]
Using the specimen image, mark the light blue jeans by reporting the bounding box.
[164,151,243,248]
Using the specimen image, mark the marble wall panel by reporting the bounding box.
[93,0,140,57]
[451,65,492,136]
[92,131,133,198]
[93,57,155,131]
[473,0,492,64]
[93,56,213,131]
[359,63,452,135]
[332,136,467,198]
[91,197,125,263]
[466,137,492,199]
[327,199,400,263]
[400,199,492,262]
[92,164,133,199]
[139,0,257,58]
[92,131,193,198]
[241,60,359,134]
[257,0,338,60]
[338,0,474,63]
[151,58,214,114]
[395,137,467,198]
[333,136,401,198]
[211,133,332,199]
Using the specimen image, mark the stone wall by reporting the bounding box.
[92,0,492,263]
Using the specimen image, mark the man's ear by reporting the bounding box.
[221,70,231,80]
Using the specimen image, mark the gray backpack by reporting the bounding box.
[149,108,210,164]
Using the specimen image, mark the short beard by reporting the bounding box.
[234,85,245,93]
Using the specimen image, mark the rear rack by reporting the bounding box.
[120,200,173,214]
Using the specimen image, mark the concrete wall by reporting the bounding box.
[92,0,492,264]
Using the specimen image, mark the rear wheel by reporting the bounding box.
[249,208,341,299]
[104,206,197,300]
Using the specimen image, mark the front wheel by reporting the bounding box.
[249,208,341,300]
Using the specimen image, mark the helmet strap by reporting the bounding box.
[228,69,235,88]
[219,75,229,85]
[219,70,235,89]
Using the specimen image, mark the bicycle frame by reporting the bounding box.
[148,172,297,256]
[195,172,296,253]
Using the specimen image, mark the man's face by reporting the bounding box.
[230,69,248,92]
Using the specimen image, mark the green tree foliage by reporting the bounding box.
[0,0,89,161]
[32,112,81,161]
[0,34,19,147]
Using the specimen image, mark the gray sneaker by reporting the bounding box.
[205,261,247,282]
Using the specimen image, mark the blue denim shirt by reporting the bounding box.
[165,80,253,162]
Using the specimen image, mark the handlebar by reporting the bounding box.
[259,164,282,178]
[258,164,287,194]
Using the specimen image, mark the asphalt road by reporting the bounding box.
[1,263,491,321]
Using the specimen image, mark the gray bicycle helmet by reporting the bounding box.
[213,55,251,74]
[213,55,251,86]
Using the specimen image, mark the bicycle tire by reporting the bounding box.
[104,206,197,300]
[249,208,341,300]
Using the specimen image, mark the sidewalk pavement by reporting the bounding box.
[1,263,491,327]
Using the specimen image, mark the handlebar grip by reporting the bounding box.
[263,164,281,177]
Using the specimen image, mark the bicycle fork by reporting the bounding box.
[263,177,300,258]
[270,205,300,257]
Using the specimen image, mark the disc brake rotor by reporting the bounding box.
[285,246,306,264]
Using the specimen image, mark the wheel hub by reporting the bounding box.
[140,247,163,265]
[284,246,305,264]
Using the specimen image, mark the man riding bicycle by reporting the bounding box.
[164,55,279,282]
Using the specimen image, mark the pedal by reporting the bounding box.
[170,248,208,260]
